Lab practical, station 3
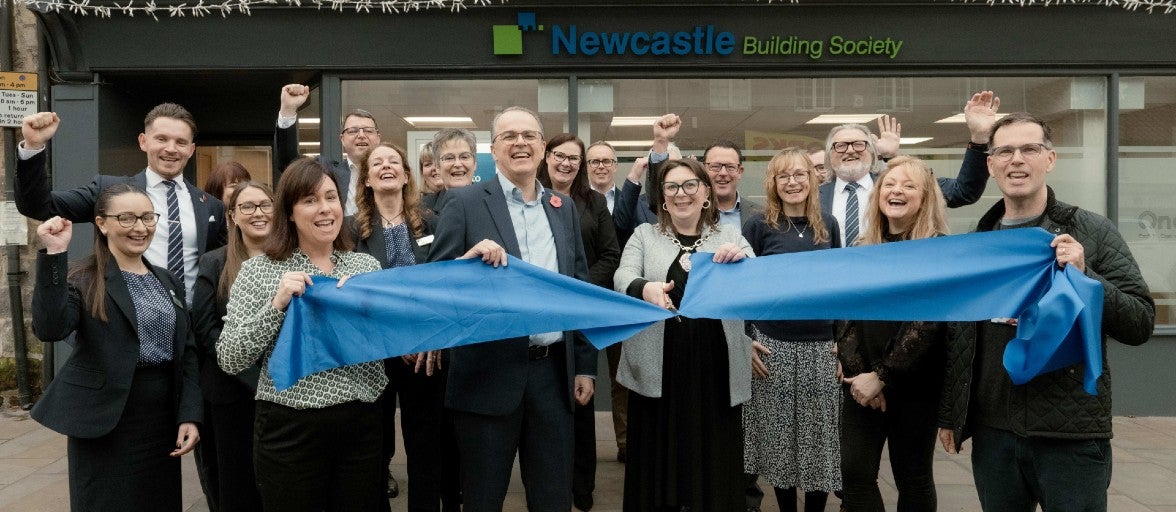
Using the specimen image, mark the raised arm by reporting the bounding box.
[939,91,1000,208]
[273,84,311,179]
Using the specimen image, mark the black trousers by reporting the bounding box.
[209,398,262,511]
[254,399,384,512]
[839,389,937,512]
[572,399,597,499]
[381,359,460,512]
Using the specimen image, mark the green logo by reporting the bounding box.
[493,12,541,55]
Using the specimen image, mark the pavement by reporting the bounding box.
[2,410,1176,511]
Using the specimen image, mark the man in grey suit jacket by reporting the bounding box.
[428,106,597,512]
[274,84,378,213]
[15,105,226,304]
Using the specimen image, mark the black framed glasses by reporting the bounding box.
[831,140,868,153]
[103,212,160,228]
[549,150,582,165]
[235,202,274,215]
[662,179,702,196]
[704,163,740,174]
[588,158,617,168]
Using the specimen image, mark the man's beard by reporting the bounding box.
[833,159,872,182]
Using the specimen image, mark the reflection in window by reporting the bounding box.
[1120,76,1176,327]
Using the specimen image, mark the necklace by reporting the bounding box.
[788,218,805,238]
[380,212,403,228]
[663,229,710,272]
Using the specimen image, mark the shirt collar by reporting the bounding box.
[496,172,545,206]
[717,193,743,213]
[835,173,874,192]
[145,168,184,192]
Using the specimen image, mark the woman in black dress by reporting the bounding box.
[31,184,202,511]
[613,159,754,511]
[837,156,950,512]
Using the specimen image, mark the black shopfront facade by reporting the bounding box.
[26,1,1176,414]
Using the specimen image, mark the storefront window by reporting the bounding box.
[340,79,568,185]
[1120,76,1176,329]
[575,76,1106,235]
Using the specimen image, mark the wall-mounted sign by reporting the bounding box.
[0,72,38,128]
[493,12,904,60]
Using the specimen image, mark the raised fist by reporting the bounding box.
[36,216,72,254]
[279,84,311,117]
[22,112,60,150]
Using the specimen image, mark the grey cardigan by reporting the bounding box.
[613,222,755,406]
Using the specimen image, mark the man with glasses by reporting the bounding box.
[818,91,999,247]
[15,105,226,305]
[938,112,1154,512]
[423,128,479,215]
[275,84,378,215]
[429,106,597,512]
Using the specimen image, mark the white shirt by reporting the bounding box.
[832,174,874,248]
[601,186,616,214]
[145,170,200,303]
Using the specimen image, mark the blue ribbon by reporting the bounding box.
[270,228,1104,394]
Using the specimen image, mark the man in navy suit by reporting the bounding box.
[15,104,226,304]
[428,106,597,512]
[274,83,377,213]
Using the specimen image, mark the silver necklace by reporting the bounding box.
[663,229,710,272]
[788,219,804,238]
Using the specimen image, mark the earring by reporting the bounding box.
[662,203,669,211]
[702,200,712,209]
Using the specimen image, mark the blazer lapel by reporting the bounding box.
[367,216,391,268]
[482,178,522,257]
[186,178,211,254]
[541,189,572,275]
[105,263,138,328]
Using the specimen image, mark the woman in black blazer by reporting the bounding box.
[31,183,202,512]
[537,132,621,510]
[192,181,273,511]
[351,142,459,512]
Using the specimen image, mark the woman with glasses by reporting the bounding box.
[191,181,274,511]
[31,184,202,511]
[741,148,842,512]
[837,156,949,512]
[423,128,478,215]
[537,133,621,510]
[614,159,754,511]
[218,158,387,511]
[351,142,457,512]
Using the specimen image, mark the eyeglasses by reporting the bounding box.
[341,127,379,136]
[494,130,543,144]
[662,179,703,196]
[704,163,740,174]
[103,212,159,228]
[775,171,810,184]
[235,202,274,215]
[588,158,617,168]
[832,140,868,153]
[439,152,475,164]
[988,143,1050,162]
[549,151,582,165]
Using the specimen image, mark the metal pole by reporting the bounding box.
[2,0,33,409]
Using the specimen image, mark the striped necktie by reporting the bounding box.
[162,180,185,286]
[844,181,861,247]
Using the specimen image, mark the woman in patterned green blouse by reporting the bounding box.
[217,158,388,512]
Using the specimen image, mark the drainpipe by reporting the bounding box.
[2,0,33,409]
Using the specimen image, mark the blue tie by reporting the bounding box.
[162,180,184,286]
[844,181,861,246]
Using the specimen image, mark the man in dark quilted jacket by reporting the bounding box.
[937,112,1155,512]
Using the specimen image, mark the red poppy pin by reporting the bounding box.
[549,195,562,208]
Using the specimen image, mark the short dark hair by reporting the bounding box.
[144,102,197,139]
[265,157,354,260]
[342,109,379,130]
[988,112,1054,148]
[702,140,743,164]
[202,161,252,201]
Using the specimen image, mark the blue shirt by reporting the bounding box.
[496,172,563,347]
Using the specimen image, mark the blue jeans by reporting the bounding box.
[970,425,1112,512]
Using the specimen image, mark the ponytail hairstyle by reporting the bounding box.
[70,183,153,322]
